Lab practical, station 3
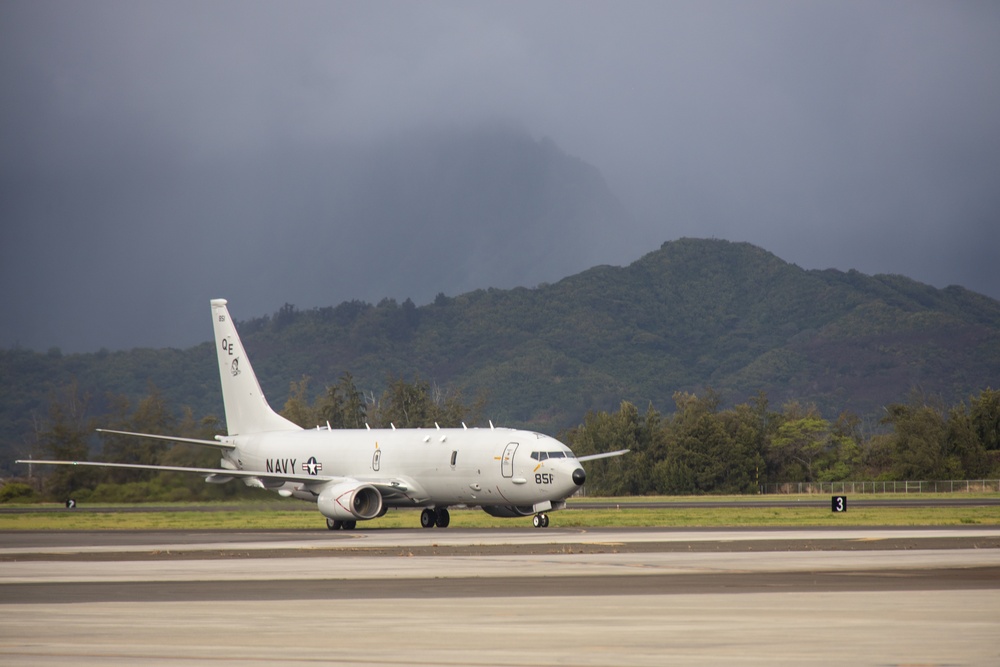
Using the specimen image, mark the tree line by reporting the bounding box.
[567,388,1000,495]
[4,377,999,503]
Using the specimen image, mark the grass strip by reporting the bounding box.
[0,503,997,531]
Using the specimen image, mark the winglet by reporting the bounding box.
[211,299,301,436]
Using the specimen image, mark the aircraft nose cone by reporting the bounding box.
[572,468,586,486]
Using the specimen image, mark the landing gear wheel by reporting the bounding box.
[435,508,451,528]
[533,513,549,528]
[326,518,343,530]
[420,508,436,528]
[343,520,357,530]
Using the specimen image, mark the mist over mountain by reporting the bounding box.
[287,124,639,306]
[5,3,1000,362]
[1,125,640,353]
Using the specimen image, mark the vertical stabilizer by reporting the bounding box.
[210,299,301,436]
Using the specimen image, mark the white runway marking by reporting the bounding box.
[3,526,999,555]
[3,547,999,585]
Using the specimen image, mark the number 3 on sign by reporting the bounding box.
[831,495,847,512]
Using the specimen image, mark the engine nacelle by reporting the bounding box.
[481,504,535,518]
[317,481,383,521]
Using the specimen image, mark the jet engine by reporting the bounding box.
[317,481,383,521]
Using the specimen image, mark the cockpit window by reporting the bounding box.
[531,450,574,461]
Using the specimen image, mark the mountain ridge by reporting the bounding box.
[3,238,998,472]
[192,237,1000,428]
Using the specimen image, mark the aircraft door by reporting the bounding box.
[501,442,518,478]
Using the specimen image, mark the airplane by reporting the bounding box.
[19,299,628,529]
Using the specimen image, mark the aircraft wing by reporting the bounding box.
[96,429,236,450]
[17,459,335,485]
[16,459,422,495]
[576,449,630,462]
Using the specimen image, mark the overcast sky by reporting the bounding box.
[2,1,999,352]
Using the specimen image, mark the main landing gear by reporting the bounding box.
[420,507,451,528]
[326,518,357,530]
[532,513,550,528]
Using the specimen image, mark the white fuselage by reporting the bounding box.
[227,426,584,509]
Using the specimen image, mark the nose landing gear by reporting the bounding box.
[532,513,550,528]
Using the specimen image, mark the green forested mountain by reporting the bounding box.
[3,238,999,474]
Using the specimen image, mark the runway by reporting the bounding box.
[2,527,999,666]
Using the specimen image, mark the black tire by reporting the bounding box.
[326,518,342,530]
[420,508,436,528]
[532,514,542,528]
[343,520,357,530]
[435,508,451,528]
